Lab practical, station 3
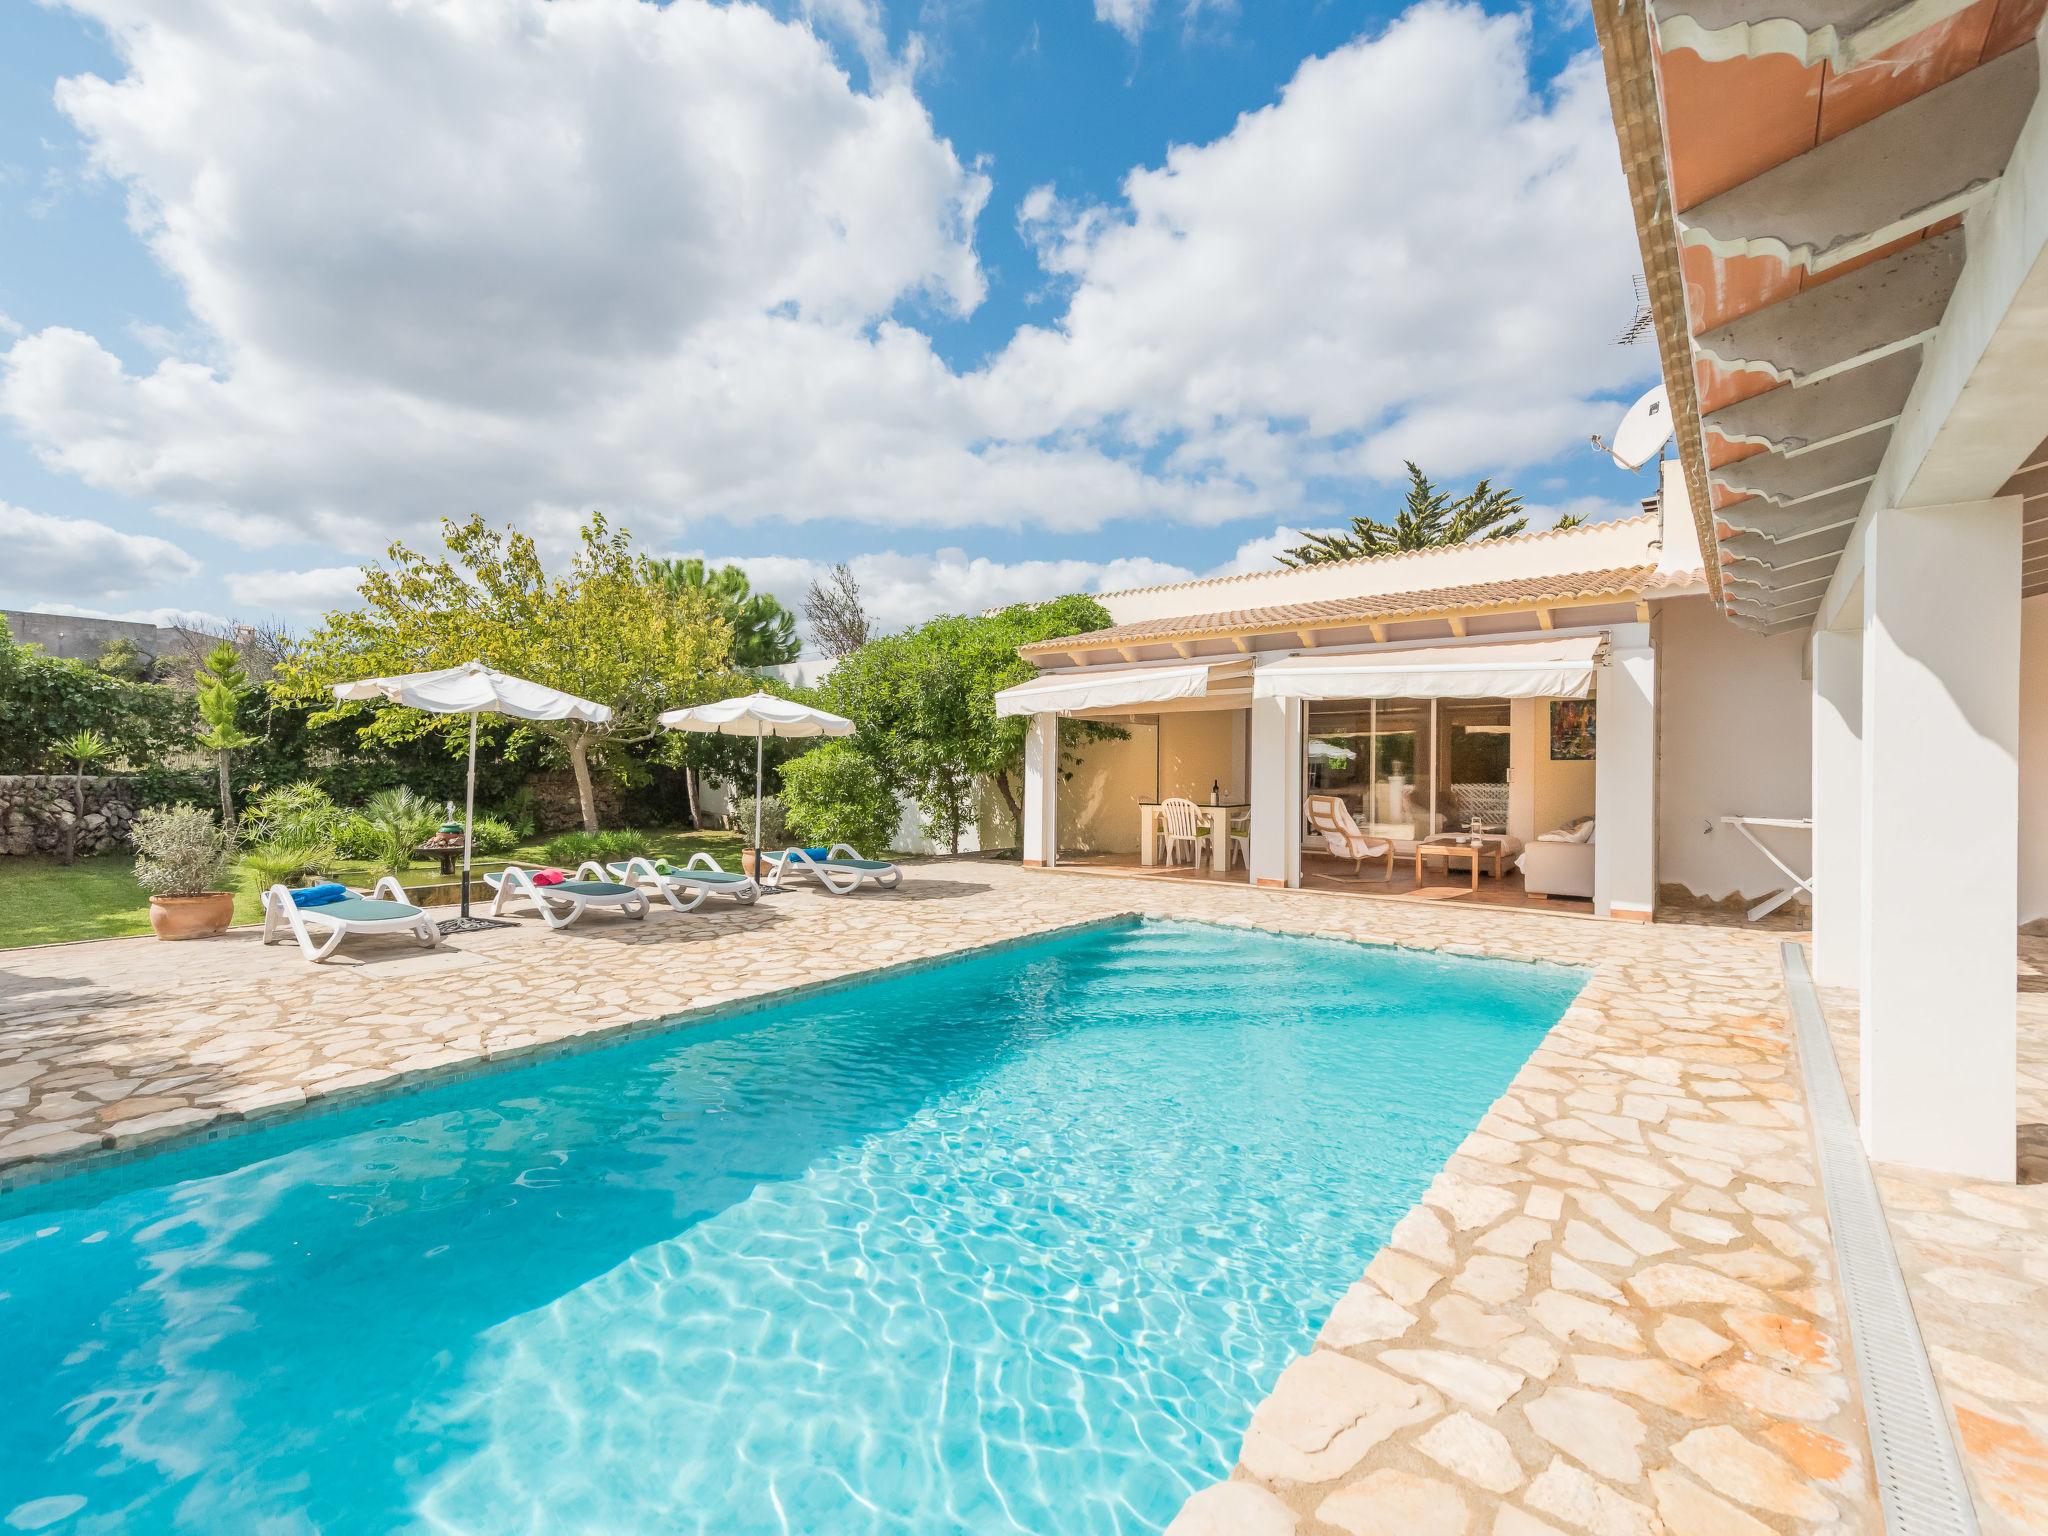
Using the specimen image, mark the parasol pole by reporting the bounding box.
[463,710,478,920]
[754,720,765,870]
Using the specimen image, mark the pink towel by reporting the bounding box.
[532,867,567,887]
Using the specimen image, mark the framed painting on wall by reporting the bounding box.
[1550,700,1596,761]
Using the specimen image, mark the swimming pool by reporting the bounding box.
[0,918,1583,1534]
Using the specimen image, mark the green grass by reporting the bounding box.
[0,827,747,951]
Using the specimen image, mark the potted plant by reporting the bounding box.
[132,804,237,940]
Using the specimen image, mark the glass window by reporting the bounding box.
[1437,699,1512,835]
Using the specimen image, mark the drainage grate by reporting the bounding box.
[1780,942,1980,1535]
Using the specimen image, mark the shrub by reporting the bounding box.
[132,805,234,897]
[243,836,339,885]
[778,744,899,856]
[542,828,643,866]
[468,814,520,856]
[332,813,381,860]
[359,787,442,872]
[729,793,790,850]
[246,781,342,846]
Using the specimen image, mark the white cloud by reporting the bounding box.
[4,0,1647,567]
[702,547,1197,637]
[0,504,201,602]
[222,565,365,615]
[1093,0,1156,44]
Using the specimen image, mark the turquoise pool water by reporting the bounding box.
[0,919,1583,1535]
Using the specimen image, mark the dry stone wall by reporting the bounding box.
[0,776,140,857]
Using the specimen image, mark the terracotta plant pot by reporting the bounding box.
[148,892,236,941]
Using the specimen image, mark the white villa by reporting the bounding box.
[1003,0,2048,1191]
[997,471,1800,930]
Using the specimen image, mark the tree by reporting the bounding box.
[779,741,900,855]
[804,563,872,656]
[1278,463,1529,566]
[96,637,157,681]
[274,512,736,832]
[1552,512,1587,530]
[195,642,258,837]
[56,728,111,866]
[821,594,1121,852]
[651,558,799,667]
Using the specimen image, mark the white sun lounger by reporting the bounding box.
[760,844,903,897]
[262,877,439,963]
[484,862,651,928]
[608,854,761,911]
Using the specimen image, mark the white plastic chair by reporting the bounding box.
[1304,794,1395,880]
[609,854,761,911]
[1158,796,1207,869]
[759,844,903,897]
[1228,813,1250,870]
[261,877,438,963]
[484,862,651,928]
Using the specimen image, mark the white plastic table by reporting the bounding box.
[1720,815,1814,921]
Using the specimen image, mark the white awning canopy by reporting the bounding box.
[994,657,1252,718]
[1254,634,1608,702]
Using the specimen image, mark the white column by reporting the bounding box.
[1811,625,1863,988]
[1021,712,1059,867]
[1507,697,1537,845]
[1860,498,2020,1180]
[1593,622,1657,920]
[1249,693,1303,888]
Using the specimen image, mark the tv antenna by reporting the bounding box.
[1615,274,1653,346]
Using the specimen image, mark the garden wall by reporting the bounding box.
[0,775,140,857]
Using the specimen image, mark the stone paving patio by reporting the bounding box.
[2,861,1882,1531]
[1820,943,2048,1536]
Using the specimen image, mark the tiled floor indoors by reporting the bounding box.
[0,856,1990,1533]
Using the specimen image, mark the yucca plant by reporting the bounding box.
[55,728,112,867]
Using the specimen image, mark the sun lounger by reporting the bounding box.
[261,877,439,962]
[484,862,651,928]
[760,844,902,897]
[608,854,761,911]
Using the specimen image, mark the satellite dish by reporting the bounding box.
[1603,384,1672,472]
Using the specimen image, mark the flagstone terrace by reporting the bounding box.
[2,860,2037,1532]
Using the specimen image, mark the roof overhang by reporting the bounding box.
[1591,0,2047,630]
[993,656,1254,718]
[1253,634,1609,702]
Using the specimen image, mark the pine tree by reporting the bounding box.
[1279,463,1530,566]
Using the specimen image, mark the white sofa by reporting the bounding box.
[1520,819,1595,900]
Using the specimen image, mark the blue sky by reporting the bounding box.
[0,0,1657,641]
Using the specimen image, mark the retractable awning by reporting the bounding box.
[994,656,1252,717]
[1253,634,1607,702]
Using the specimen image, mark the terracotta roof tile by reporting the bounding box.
[1024,565,1694,653]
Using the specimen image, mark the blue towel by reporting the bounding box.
[290,882,348,908]
[800,847,830,860]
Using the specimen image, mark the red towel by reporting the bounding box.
[532,867,567,886]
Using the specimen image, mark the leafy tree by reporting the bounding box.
[821,594,1121,852]
[57,728,112,866]
[779,741,900,855]
[804,563,872,656]
[195,642,259,837]
[274,512,736,831]
[96,637,157,681]
[1278,462,1529,566]
[651,558,800,667]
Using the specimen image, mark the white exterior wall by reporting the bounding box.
[2021,594,2048,926]
[1655,595,1814,903]
[1859,498,2019,1181]
[1811,624,1863,988]
[1593,622,1657,919]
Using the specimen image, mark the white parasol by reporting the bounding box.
[333,660,611,924]
[657,692,853,865]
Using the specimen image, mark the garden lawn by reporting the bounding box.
[0,827,747,950]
